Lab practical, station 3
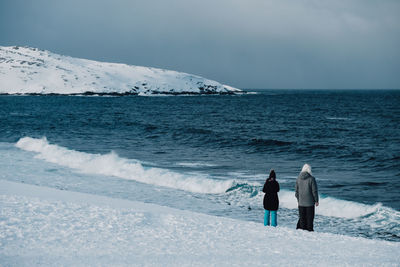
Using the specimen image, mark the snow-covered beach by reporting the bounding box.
[1,0,400,264]
[1,180,399,266]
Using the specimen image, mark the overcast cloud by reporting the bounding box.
[1,0,399,89]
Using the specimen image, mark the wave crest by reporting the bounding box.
[15,137,234,194]
[226,184,397,220]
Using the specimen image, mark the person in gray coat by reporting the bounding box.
[295,163,319,231]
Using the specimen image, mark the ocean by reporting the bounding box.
[1,89,399,241]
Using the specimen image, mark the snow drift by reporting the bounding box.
[1,180,399,266]
[0,46,241,95]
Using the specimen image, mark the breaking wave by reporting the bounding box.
[225,183,400,221]
[15,137,234,194]
[14,137,400,228]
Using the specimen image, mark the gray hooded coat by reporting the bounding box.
[295,171,319,207]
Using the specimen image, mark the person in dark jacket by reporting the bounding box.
[295,163,319,231]
[262,169,280,227]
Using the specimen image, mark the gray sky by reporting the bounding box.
[1,0,399,89]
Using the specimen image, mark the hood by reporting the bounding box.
[299,171,312,180]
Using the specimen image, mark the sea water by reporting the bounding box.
[0,90,399,241]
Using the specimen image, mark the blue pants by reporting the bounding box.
[264,210,277,227]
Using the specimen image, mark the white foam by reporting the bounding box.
[15,137,234,194]
[225,186,386,219]
[279,189,385,218]
[176,162,217,168]
[326,117,351,121]
[14,137,400,221]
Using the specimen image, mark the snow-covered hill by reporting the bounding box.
[0,46,241,95]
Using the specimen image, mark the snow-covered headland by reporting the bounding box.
[0,46,241,95]
[1,180,399,266]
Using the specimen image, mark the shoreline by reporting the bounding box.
[1,180,399,266]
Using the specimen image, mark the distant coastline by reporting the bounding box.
[0,46,242,96]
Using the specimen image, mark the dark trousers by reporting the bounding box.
[296,206,315,231]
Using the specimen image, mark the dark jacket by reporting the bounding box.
[262,179,280,211]
[295,171,319,207]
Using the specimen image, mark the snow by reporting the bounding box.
[0,46,241,95]
[1,180,399,266]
